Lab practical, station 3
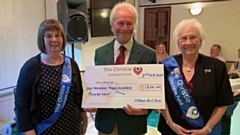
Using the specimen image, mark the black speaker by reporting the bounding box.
[148,0,156,3]
[57,0,88,43]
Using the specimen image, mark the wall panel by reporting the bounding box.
[0,0,45,89]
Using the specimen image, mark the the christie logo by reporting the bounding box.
[62,74,70,82]
[133,67,143,75]
[186,106,199,119]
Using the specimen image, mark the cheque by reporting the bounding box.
[82,64,165,109]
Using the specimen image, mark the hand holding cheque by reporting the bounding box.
[82,64,165,111]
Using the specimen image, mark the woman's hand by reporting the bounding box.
[24,129,36,135]
[189,127,208,135]
[168,121,190,135]
[123,105,148,115]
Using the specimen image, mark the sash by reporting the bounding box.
[36,56,72,134]
[161,56,221,134]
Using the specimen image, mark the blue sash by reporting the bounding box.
[36,56,72,134]
[161,56,221,134]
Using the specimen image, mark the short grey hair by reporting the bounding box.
[173,18,205,45]
[109,2,138,34]
[212,44,221,51]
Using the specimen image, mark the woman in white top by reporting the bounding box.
[228,48,240,74]
[156,42,169,63]
[228,48,240,99]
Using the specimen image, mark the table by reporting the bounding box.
[229,78,240,89]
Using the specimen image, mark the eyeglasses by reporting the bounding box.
[178,36,198,43]
[44,34,62,40]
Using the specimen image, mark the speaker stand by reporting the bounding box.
[71,43,75,60]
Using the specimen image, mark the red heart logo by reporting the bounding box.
[133,67,143,75]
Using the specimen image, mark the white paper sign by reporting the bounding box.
[82,64,165,109]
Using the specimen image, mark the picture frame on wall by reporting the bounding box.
[144,7,171,54]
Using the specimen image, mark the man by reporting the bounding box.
[210,44,226,62]
[85,2,156,135]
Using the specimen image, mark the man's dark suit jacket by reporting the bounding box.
[94,39,156,135]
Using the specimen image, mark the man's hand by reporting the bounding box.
[123,105,148,115]
[83,108,97,112]
[232,90,240,96]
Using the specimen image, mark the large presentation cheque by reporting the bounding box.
[82,64,165,109]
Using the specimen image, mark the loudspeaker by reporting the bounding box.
[148,0,156,3]
[57,0,88,43]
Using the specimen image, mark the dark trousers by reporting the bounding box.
[221,101,238,135]
[221,115,231,135]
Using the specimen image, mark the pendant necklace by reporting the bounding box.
[186,68,191,72]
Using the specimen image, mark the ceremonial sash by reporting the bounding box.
[161,56,204,127]
[161,56,221,134]
[36,56,72,134]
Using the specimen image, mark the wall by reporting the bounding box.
[139,0,240,61]
[0,0,45,89]
[0,0,45,124]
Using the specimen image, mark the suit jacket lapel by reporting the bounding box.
[103,40,115,65]
[128,40,142,64]
[102,39,142,65]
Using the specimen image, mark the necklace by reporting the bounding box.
[41,53,63,63]
[186,68,191,72]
